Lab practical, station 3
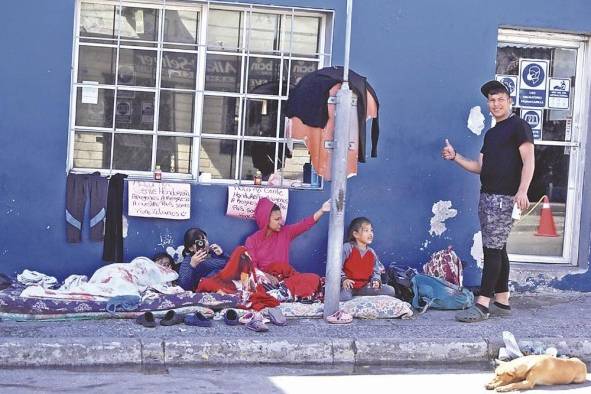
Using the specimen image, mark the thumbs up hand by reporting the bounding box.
[441,139,456,161]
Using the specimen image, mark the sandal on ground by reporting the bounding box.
[135,311,157,328]
[489,302,512,317]
[223,309,240,326]
[266,307,287,326]
[326,310,353,324]
[160,310,185,326]
[239,312,270,325]
[245,317,269,332]
[184,311,213,327]
[455,305,489,323]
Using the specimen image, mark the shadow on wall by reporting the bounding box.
[550,268,591,292]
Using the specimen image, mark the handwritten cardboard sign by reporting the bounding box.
[128,181,191,220]
[226,186,289,220]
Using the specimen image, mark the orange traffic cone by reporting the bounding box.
[535,196,558,237]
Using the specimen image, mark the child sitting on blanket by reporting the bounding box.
[244,197,330,299]
[177,228,228,291]
[340,217,397,301]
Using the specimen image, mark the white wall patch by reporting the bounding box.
[467,106,485,135]
[429,200,458,236]
[471,231,483,269]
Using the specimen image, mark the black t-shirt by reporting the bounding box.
[480,114,534,196]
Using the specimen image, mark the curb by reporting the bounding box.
[0,337,589,367]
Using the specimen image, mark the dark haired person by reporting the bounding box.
[340,217,396,301]
[441,80,535,322]
[177,227,227,291]
[244,197,329,298]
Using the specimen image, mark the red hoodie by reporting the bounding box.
[244,197,316,272]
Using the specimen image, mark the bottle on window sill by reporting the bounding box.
[253,170,262,186]
[154,165,162,181]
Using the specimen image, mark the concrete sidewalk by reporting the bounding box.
[0,291,589,367]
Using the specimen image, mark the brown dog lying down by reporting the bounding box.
[486,354,587,392]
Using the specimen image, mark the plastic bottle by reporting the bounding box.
[154,165,162,181]
[254,170,262,185]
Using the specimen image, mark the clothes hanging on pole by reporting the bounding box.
[65,172,108,243]
[102,173,127,264]
[285,66,380,163]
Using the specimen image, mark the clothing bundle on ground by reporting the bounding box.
[285,66,380,180]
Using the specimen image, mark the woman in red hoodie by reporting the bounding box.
[340,217,397,301]
[245,197,330,298]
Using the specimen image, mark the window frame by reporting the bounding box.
[67,0,334,187]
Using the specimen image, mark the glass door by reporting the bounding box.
[496,29,588,264]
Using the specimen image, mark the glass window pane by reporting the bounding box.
[118,49,157,87]
[244,99,279,137]
[202,96,239,135]
[507,145,569,257]
[77,46,117,84]
[199,139,237,179]
[248,13,280,53]
[248,57,280,94]
[161,51,197,89]
[75,87,114,128]
[242,140,277,180]
[115,91,155,130]
[73,131,112,169]
[118,7,159,45]
[205,54,242,92]
[282,16,320,56]
[156,136,192,174]
[159,91,195,132]
[164,10,199,45]
[207,9,242,51]
[79,3,116,41]
[112,134,152,171]
[288,59,318,86]
[281,142,318,187]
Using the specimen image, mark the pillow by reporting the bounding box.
[341,295,413,319]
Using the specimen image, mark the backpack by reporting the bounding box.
[411,273,474,313]
[423,246,463,286]
[385,264,418,303]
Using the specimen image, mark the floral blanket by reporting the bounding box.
[0,285,238,321]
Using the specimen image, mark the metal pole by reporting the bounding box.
[323,0,353,320]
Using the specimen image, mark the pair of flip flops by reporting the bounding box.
[135,310,185,328]
[266,307,287,326]
[326,310,353,324]
[184,311,212,327]
[223,309,240,326]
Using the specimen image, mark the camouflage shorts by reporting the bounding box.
[478,192,514,249]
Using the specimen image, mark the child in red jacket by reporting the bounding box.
[340,217,397,301]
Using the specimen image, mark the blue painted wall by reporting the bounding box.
[1,0,590,290]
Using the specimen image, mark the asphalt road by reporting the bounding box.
[0,364,589,394]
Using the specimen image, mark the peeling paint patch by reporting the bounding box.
[429,201,457,237]
[419,239,430,251]
[471,231,483,269]
[158,231,174,248]
[467,106,485,135]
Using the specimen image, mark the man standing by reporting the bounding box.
[442,80,535,322]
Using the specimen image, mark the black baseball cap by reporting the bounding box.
[480,80,510,97]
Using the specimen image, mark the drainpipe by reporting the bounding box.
[323,0,354,320]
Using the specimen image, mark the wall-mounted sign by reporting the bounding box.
[128,181,191,219]
[81,81,99,104]
[226,186,288,220]
[518,59,548,108]
[495,75,517,104]
[521,108,543,140]
[547,78,571,110]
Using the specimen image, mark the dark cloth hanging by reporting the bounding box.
[102,173,127,264]
[285,66,380,162]
[65,172,108,243]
